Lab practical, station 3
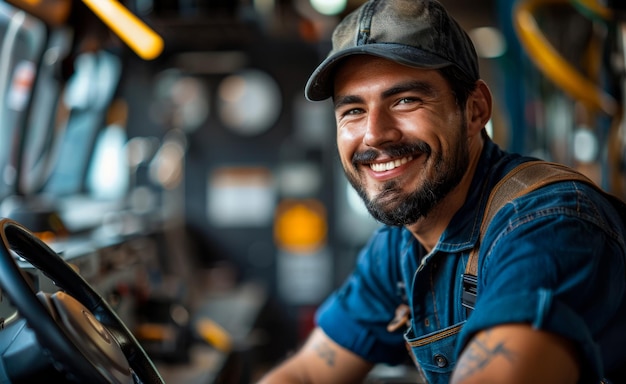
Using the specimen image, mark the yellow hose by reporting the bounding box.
[513,0,618,115]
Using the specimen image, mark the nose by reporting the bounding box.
[362,109,402,147]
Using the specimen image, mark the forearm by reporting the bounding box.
[451,324,580,384]
[257,327,373,384]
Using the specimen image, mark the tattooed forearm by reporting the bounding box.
[453,331,516,381]
[312,341,336,367]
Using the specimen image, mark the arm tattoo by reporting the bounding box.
[454,331,516,381]
[312,341,336,367]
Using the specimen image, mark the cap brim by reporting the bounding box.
[304,43,453,101]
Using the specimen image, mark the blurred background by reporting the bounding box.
[0,0,624,382]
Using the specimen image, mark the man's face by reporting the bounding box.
[333,56,470,226]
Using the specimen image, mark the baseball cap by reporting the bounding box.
[304,0,479,101]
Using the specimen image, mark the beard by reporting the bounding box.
[345,123,469,227]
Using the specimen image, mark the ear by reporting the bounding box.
[466,80,492,136]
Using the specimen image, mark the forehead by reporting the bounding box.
[332,55,449,95]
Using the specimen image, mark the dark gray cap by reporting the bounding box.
[305,0,479,101]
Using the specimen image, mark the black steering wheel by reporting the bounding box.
[0,218,164,383]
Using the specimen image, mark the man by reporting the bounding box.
[259,0,626,383]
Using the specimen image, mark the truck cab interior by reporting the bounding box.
[0,0,623,383]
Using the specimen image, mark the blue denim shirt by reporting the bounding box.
[316,137,626,383]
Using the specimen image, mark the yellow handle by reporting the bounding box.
[81,0,164,60]
[196,318,233,352]
[513,0,617,115]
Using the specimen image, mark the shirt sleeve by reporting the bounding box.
[315,226,409,365]
[457,182,626,381]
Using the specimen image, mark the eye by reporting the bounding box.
[398,97,421,105]
[345,108,364,115]
[336,107,364,119]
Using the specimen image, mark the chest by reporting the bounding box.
[401,249,469,330]
[399,251,470,383]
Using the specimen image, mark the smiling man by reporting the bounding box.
[334,56,477,241]
[258,0,626,383]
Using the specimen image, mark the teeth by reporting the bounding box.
[370,156,413,172]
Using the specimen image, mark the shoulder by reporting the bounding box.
[475,159,626,297]
[506,179,623,244]
[479,178,624,267]
[477,167,626,293]
[480,155,625,243]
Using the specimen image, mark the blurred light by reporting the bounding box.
[208,167,275,227]
[278,163,322,197]
[169,76,209,132]
[87,125,129,200]
[196,318,232,352]
[126,136,159,169]
[573,128,598,163]
[486,119,493,138]
[219,75,246,102]
[310,0,347,15]
[82,0,164,60]
[469,26,506,59]
[170,304,189,326]
[36,230,57,244]
[150,138,185,189]
[274,199,327,252]
[254,0,275,15]
[135,323,174,342]
[217,69,282,136]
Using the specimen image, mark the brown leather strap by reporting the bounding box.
[465,161,596,277]
[387,303,411,332]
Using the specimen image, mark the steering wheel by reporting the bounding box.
[0,218,164,383]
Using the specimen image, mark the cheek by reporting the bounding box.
[336,126,359,161]
[441,109,465,135]
[336,144,354,173]
[336,121,362,142]
[422,112,464,153]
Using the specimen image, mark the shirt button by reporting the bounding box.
[434,354,448,368]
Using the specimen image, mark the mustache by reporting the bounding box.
[352,141,432,167]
